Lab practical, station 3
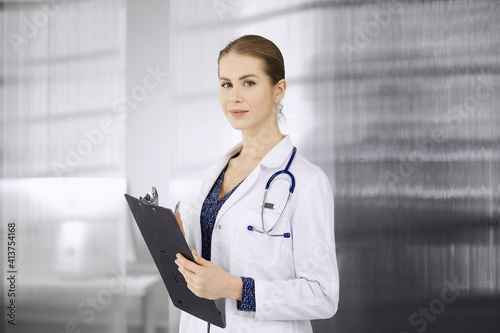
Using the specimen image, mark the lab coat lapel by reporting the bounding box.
[193,142,243,252]
[214,164,260,226]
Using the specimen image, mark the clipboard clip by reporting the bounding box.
[140,186,159,206]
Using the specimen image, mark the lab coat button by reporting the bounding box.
[218,225,222,229]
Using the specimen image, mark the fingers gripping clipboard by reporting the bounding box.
[124,194,226,328]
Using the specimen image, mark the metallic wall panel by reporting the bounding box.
[302,1,500,332]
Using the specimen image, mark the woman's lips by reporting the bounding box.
[229,109,248,117]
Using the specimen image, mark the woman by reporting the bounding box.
[174,35,339,332]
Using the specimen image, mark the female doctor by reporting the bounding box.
[174,35,339,332]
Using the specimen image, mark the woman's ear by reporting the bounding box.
[274,79,287,103]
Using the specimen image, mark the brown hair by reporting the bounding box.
[218,35,285,86]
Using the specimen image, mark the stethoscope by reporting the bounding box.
[247,147,297,238]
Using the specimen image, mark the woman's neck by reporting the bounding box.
[239,126,284,161]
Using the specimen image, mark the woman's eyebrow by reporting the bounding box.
[219,74,259,81]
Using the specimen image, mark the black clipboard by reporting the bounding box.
[124,194,226,328]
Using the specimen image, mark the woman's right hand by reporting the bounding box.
[174,211,185,237]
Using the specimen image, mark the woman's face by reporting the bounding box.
[218,52,281,134]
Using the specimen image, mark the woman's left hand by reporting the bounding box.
[175,249,243,301]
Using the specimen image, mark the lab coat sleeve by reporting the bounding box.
[254,170,339,321]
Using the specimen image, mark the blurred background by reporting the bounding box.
[1,0,499,332]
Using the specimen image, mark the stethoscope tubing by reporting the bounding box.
[248,147,297,238]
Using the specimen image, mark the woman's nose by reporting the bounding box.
[229,86,243,103]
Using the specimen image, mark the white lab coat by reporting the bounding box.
[179,135,339,333]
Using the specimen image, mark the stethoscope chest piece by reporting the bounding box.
[247,225,291,238]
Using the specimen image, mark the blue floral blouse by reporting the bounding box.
[200,161,256,332]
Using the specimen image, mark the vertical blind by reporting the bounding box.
[1,1,127,332]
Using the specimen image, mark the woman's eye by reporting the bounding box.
[244,81,255,87]
[221,82,232,88]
